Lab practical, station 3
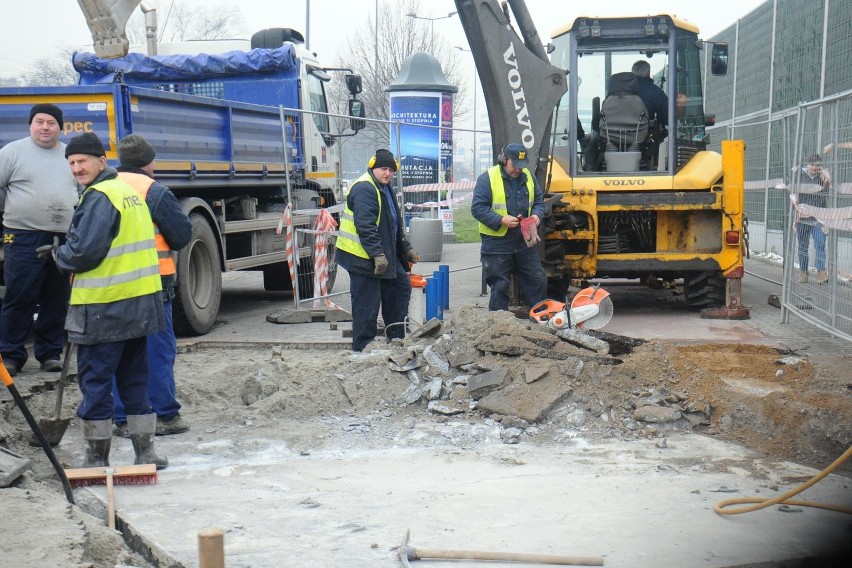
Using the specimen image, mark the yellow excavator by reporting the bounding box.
[455,0,749,318]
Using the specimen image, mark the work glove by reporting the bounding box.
[373,253,389,276]
[519,216,541,248]
[407,248,420,263]
[36,236,59,261]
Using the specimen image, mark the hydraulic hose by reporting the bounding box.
[714,446,852,515]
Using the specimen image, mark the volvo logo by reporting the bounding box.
[502,42,534,148]
[602,179,646,186]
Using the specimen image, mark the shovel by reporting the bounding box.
[29,342,75,447]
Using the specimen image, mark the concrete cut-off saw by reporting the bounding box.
[529,285,614,331]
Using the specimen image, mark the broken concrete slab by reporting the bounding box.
[477,374,575,423]
[266,307,352,324]
[0,446,32,487]
[556,328,610,353]
[427,400,466,415]
[468,367,508,398]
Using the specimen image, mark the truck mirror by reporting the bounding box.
[711,43,728,76]
[345,74,363,95]
[349,98,365,131]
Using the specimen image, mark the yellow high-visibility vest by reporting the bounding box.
[337,172,381,259]
[479,165,534,236]
[70,178,161,305]
[118,171,176,276]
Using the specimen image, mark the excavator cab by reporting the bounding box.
[549,15,712,177]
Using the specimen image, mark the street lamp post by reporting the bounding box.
[456,46,478,178]
[406,11,458,45]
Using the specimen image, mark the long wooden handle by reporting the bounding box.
[105,470,116,530]
[414,547,604,566]
[54,342,75,419]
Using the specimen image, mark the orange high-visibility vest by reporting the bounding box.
[117,171,176,276]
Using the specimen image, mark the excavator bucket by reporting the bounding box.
[77,0,142,58]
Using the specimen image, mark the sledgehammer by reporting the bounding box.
[395,529,603,566]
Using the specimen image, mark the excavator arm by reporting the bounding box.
[77,0,142,58]
[454,0,567,185]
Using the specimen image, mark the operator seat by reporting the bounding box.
[599,72,649,172]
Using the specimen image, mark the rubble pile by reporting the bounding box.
[350,306,713,444]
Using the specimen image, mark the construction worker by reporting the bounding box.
[0,103,79,376]
[111,134,192,437]
[39,132,168,470]
[471,143,547,311]
[337,149,419,351]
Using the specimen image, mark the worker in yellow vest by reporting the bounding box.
[111,134,192,438]
[337,149,419,351]
[470,143,547,311]
[39,132,168,470]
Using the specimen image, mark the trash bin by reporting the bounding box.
[409,217,443,262]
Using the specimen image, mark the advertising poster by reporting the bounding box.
[440,92,454,233]
[389,92,440,227]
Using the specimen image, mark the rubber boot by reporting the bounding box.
[127,414,169,470]
[80,419,112,468]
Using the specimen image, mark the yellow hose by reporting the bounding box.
[714,446,852,515]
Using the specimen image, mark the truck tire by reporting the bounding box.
[173,214,222,336]
[684,271,725,310]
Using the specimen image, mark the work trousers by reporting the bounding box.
[113,298,180,423]
[796,222,826,272]
[0,229,69,366]
[76,336,152,420]
[482,247,547,311]
[348,263,412,352]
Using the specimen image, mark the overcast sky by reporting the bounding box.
[3,0,768,79]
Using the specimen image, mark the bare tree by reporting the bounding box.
[125,0,243,45]
[23,54,79,87]
[329,0,469,141]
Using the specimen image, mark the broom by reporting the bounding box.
[65,463,158,529]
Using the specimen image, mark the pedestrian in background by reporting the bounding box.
[43,132,168,470]
[471,143,547,311]
[112,134,192,437]
[0,103,79,376]
[792,153,830,284]
[336,149,419,351]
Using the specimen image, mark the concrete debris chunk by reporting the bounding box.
[500,427,523,444]
[556,328,610,354]
[557,357,584,379]
[447,347,481,368]
[422,346,450,374]
[524,365,549,384]
[408,318,442,339]
[777,356,804,366]
[427,400,466,415]
[633,405,682,423]
[467,367,508,398]
[428,377,443,400]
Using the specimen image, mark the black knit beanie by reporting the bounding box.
[371,149,398,171]
[119,134,156,168]
[29,103,63,129]
[65,132,106,158]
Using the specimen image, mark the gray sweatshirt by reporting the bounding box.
[0,137,79,232]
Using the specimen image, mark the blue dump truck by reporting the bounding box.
[0,28,363,335]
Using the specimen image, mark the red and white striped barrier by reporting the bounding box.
[275,203,298,290]
[311,209,344,310]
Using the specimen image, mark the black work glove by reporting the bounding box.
[36,236,59,261]
[373,253,389,276]
[407,248,420,263]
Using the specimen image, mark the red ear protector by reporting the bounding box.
[367,153,401,171]
[497,145,507,166]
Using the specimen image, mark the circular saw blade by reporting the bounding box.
[577,295,613,329]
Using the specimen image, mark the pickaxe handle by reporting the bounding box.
[404,546,603,565]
